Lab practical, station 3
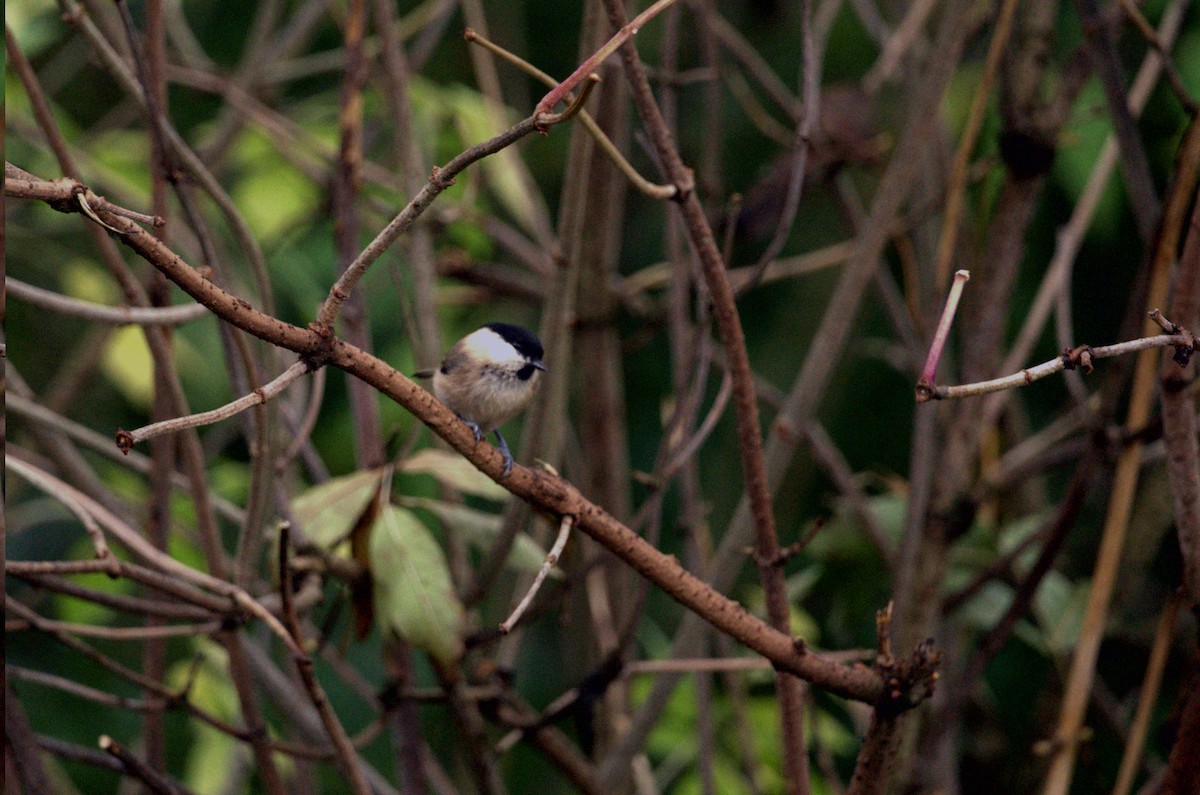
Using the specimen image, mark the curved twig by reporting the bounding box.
[116,361,311,451]
[7,278,209,326]
[464,28,676,199]
[917,326,1195,402]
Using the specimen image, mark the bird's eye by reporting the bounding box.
[516,363,539,381]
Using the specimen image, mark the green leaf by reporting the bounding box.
[101,326,155,408]
[441,84,539,235]
[291,468,385,550]
[169,641,238,794]
[370,505,464,666]
[1031,572,1089,655]
[229,129,320,244]
[957,581,1015,632]
[55,540,136,626]
[400,448,508,502]
[405,497,557,577]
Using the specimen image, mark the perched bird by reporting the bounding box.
[416,323,546,477]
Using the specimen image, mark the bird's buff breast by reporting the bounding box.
[434,369,540,432]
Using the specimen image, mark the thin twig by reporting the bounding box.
[464,28,676,200]
[1072,0,1160,244]
[533,0,680,116]
[116,360,311,450]
[862,0,939,94]
[7,277,208,326]
[8,665,157,711]
[723,67,794,144]
[10,572,217,621]
[1114,0,1198,112]
[6,453,305,657]
[99,735,192,795]
[919,329,1194,401]
[932,0,1020,288]
[735,0,820,297]
[277,524,373,795]
[916,269,970,393]
[17,460,115,561]
[313,100,587,332]
[279,364,327,469]
[6,397,246,524]
[657,370,733,484]
[500,514,574,633]
[687,0,797,118]
[1112,590,1183,795]
[7,598,222,640]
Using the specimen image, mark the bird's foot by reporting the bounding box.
[461,417,483,443]
[494,431,515,479]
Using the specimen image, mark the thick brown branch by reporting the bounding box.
[9,170,892,705]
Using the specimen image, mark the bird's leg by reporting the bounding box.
[493,430,515,479]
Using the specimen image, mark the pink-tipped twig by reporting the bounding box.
[533,0,679,118]
[915,269,970,399]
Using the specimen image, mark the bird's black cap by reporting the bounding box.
[486,322,544,362]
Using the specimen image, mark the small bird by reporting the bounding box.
[416,323,546,478]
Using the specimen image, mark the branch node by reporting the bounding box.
[115,428,134,454]
[429,165,456,188]
[914,379,939,403]
[1061,345,1095,374]
[872,634,941,716]
[773,416,801,444]
[75,190,126,234]
[303,322,335,368]
[1171,341,1194,368]
[669,167,695,202]
[533,73,601,132]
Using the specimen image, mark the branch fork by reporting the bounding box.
[870,602,940,715]
[533,73,601,133]
[1149,308,1198,366]
[874,638,941,716]
[1060,345,1095,373]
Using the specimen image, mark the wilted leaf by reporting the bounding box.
[400,448,509,501]
[350,466,393,640]
[406,496,557,577]
[291,468,387,550]
[369,505,464,666]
